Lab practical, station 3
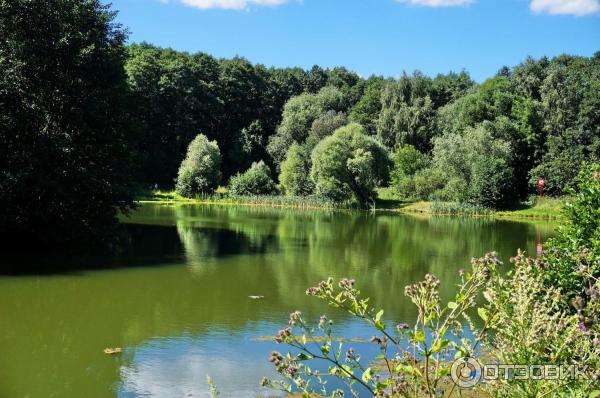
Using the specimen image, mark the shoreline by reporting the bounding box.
[136,191,565,222]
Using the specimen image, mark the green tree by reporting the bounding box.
[430,70,475,108]
[0,0,134,244]
[175,134,221,197]
[229,161,277,196]
[349,76,385,135]
[305,111,348,149]
[267,86,349,166]
[279,144,314,196]
[430,124,516,206]
[310,123,391,203]
[377,72,435,151]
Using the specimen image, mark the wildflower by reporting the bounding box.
[305,287,318,295]
[318,314,327,328]
[275,327,292,343]
[396,323,409,331]
[345,347,354,361]
[288,311,302,325]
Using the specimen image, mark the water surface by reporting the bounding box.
[0,204,556,397]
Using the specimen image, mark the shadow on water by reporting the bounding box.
[0,222,276,276]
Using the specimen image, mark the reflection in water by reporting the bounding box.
[0,204,557,398]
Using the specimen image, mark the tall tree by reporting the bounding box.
[0,0,134,244]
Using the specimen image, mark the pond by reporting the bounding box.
[0,204,556,398]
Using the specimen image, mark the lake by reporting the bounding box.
[0,204,556,398]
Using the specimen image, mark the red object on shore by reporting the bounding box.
[537,178,545,197]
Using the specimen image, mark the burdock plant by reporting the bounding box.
[261,254,500,398]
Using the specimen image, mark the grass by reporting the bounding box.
[136,189,362,210]
[378,188,566,220]
[495,196,566,220]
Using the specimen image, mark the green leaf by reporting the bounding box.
[437,368,451,377]
[589,391,600,398]
[361,367,372,383]
[411,330,426,342]
[454,350,465,359]
[395,364,422,377]
[430,339,449,353]
[477,307,489,322]
[375,309,384,322]
[447,301,458,309]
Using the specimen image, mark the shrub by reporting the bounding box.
[412,168,446,200]
[228,161,277,196]
[279,144,314,196]
[391,145,429,198]
[431,177,469,202]
[467,157,515,209]
[310,123,391,203]
[541,163,600,298]
[175,134,221,197]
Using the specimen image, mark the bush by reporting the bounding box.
[228,161,277,196]
[279,144,314,196]
[541,163,600,297]
[467,157,515,209]
[391,145,429,198]
[310,123,391,203]
[431,177,469,202]
[175,134,221,197]
[412,168,446,200]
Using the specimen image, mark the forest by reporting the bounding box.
[1,0,599,243]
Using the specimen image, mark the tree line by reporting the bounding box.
[1,0,599,244]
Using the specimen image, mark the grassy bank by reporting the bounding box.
[136,190,360,210]
[136,189,566,220]
[397,196,565,220]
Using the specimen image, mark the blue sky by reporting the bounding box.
[113,0,600,81]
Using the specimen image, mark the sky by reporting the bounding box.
[113,0,600,81]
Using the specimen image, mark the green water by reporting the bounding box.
[0,204,556,398]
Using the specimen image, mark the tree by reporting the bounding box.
[430,124,516,206]
[305,111,348,149]
[267,86,349,166]
[0,0,134,245]
[430,70,475,108]
[279,144,314,196]
[349,76,385,135]
[377,72,436,151]
[126,44,222,186]
[229,161,277,196]
[310,123,391,203]
[175,134,221,197]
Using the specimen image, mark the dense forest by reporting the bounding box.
[1,0,599,244]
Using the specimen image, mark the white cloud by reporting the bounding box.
[530,0,600,16]
[396,0,474,7]
[180,0,290,10]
